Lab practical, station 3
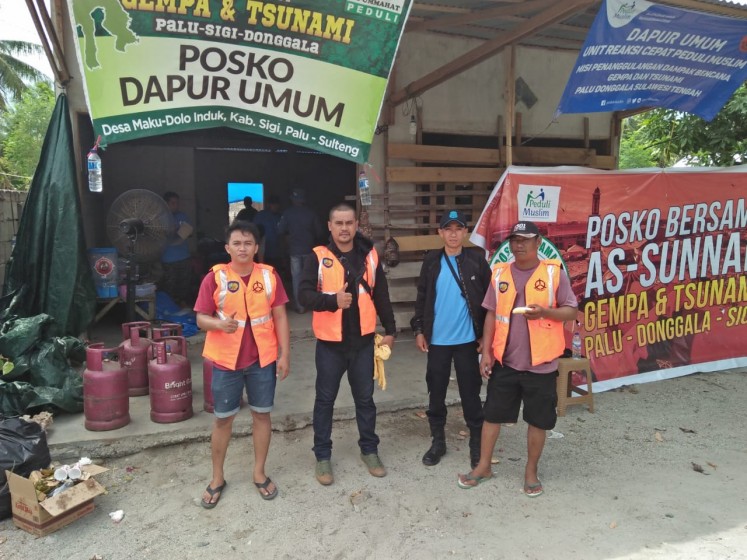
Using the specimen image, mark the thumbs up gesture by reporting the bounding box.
[336,282,352,310]
[221,312,239,333]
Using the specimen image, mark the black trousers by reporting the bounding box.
[425,342,484,431]
[313,340,379,459]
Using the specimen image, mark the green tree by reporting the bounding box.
[0,81,55,189]
[0,39,49,110]
[618,115,657,169]
[631,84,747,167]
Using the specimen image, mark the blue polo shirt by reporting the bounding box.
[431,254,475,345]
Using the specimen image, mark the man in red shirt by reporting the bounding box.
[195,221,290,507]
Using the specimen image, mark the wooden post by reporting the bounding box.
[583,117,590,149]
[505,46,516,167]
[515,112,523,148]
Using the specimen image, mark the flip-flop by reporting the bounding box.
[524,481,544,498]
[201,480,227,509]
[457,472,493,489]
[254,477,278,500]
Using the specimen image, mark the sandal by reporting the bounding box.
[524,480,544,498]
[254,477,278,500]
[457,472,493,489]
[201,480,227,509]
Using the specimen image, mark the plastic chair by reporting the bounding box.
[556,357,594,416]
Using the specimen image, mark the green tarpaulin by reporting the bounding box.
[2,93,96,336]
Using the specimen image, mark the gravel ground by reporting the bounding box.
[2,369,746,560]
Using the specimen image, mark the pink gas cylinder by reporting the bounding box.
[120,320,150,341]
[203,358,215,413]
[152,322,183,340]
[83,343,130,431]
[148,336,193,423]
[120,323,152,396]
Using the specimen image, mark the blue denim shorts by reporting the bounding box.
[212,362,277,417]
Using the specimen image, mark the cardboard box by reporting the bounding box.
[5,465,108,537]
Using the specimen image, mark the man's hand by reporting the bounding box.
[381,335,395,350]
[480,353,495,380]
[220,312,239,333]
[276,354,290,380]
[336,282,352,310]
[415,333,428,353]
[524,304,545,321]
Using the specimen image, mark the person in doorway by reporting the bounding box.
[299,203,396,486]
[253,195,283,270]
[277,188,324,313]
[195,221,290,507]
[236,196,258,222]
[458,221,577,496]
[411,210,491,468]
[160,191,195,307]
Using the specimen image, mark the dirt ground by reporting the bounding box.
[2,369,746,560]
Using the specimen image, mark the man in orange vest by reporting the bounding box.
[299,203,396,485]
[458,221,577,496]
[195,221,290,507]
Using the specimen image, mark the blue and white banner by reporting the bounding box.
[556,0,747,121]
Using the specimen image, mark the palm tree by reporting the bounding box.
[0,39,49,110]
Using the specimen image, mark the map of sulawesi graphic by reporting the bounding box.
[73,0,138,69]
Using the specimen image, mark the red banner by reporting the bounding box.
[471,166,747,391]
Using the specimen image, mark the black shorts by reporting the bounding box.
[483,364,558,430]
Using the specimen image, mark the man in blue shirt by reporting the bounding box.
[253,195,283,271]
[411,210,492,468]
[160,191,194,307]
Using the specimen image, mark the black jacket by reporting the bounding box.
[299,233,396,349]
[410,247,492,344]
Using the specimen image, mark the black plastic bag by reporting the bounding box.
[0,416,52,520]
[384,237,400,268]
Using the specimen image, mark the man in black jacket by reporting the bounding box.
[411,210,491,468]
[299,204,396,485]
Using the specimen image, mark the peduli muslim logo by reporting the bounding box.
[606,0,652,27]
[489,235,569,276]
[517,185,561,222]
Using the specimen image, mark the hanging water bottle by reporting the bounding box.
[572,331,582,359]
[358,171,372,206]
[87,137,103,192]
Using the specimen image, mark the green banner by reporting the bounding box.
[67,0,412,162]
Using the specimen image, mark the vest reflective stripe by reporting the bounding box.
[312,246,378,342]
[491,260,565,367]
[218,310,247,327]
[493,267,511,325]
[202,263,279,369]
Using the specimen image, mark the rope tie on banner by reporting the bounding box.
[363,162,382,185]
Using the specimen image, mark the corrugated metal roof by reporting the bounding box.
[408,0,747,51]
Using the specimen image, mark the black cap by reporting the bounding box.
[439,209,467,229]
[507,221,540,239]
[290,188,306,201]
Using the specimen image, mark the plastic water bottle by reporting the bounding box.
[358,171,372,206]
[572,331,582,359]
[87,149,102,192]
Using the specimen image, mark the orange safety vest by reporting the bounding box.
[491,259,565,366]
[312,246,378,342]
[202,263,278,369]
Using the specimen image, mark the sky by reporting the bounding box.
[0,0,54,78]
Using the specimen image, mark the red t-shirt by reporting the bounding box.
[194,269,288,369]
